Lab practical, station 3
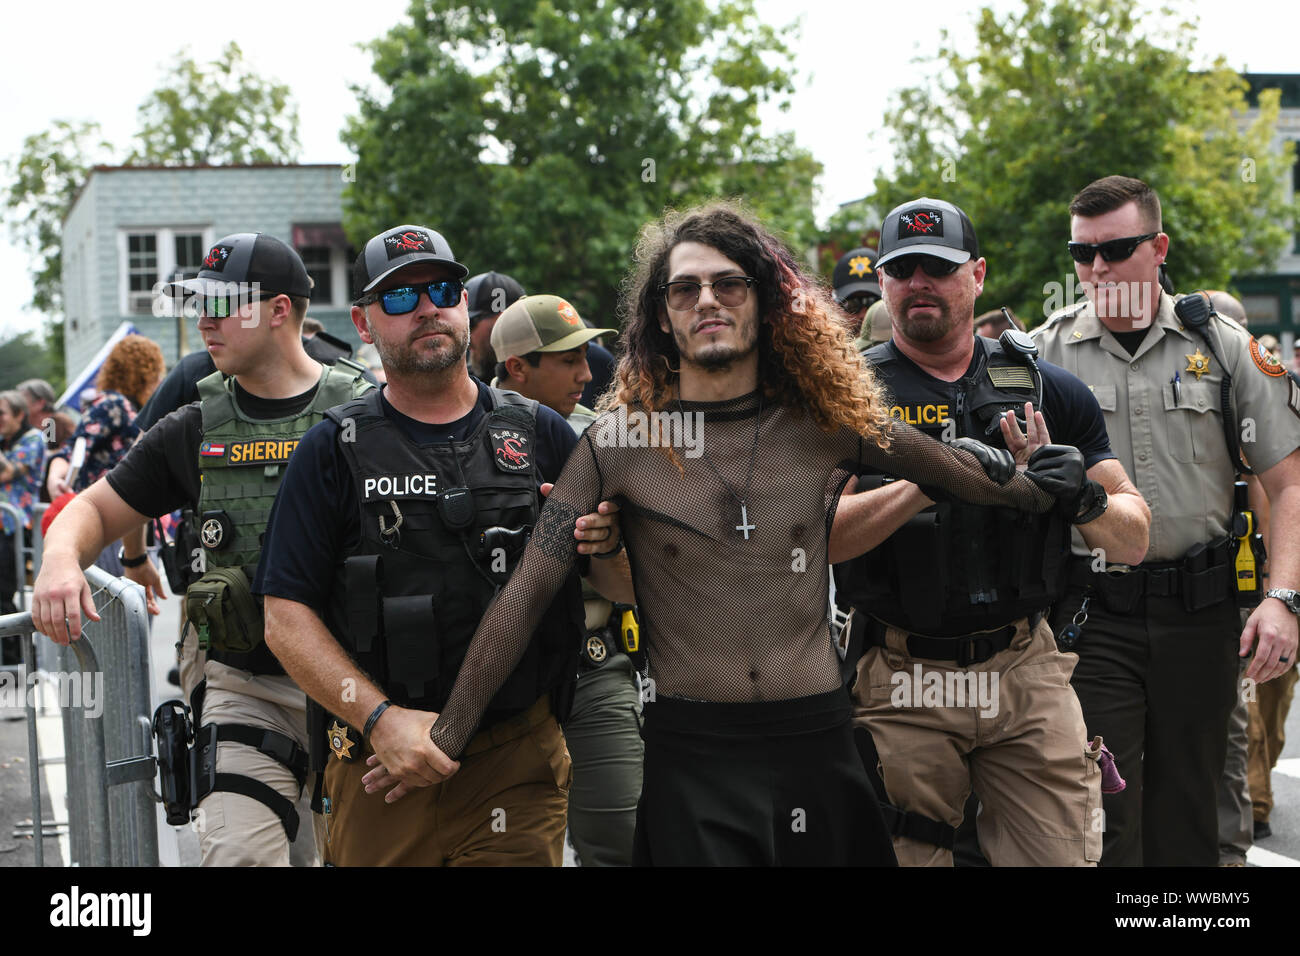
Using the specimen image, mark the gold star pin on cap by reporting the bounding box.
[1185,348,1210,380]
[848,256,873,278]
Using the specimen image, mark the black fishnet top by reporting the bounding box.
[429,391,1055,757]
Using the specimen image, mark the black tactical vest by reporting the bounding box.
[324,387,585,722]
[835,336,1070,636]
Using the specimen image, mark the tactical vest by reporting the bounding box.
[324,387,584,722]
[835,336,1071,636]
[193,360,373,673]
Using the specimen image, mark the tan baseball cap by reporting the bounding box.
[490,294,617,358]
[854,300,892,351]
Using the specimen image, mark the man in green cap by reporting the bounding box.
[492,294,643,866]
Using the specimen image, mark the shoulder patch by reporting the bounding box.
[1034,301,1086,338]
[1249,337,1288,378]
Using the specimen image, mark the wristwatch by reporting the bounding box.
[118,548,149,569]
[1071,479,1109,525]
[1264,588,1300,615]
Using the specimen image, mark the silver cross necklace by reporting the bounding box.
[679,392,763,541]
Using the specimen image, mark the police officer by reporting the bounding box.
[256,225,631,866]
[1033,175,1300,866]
[490,293,644,866]
[465,270,526,382]
[32,233,373,866]
[832,246,881,331]
[834,197,1151,866]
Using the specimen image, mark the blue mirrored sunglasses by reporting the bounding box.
[366,280,464,315]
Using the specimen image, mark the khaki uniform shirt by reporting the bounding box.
[1033,291,1300,562]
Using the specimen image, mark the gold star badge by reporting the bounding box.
[848,256,873,278]
[1185,348,1210,380]
[328,720,355,761]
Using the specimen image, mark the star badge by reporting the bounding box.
[848,256,873,278]
[328,720,355,761]
[1185,348,1210,380]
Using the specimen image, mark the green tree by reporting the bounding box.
[130,42,300,165]
[867,0,1296,326]
[0,331,65,396]
[2,120,114,317]
[343,0,820,324]
[2,43,302,329]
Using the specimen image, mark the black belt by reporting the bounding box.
[1067,539,1234,612]
[863,615,1028,667]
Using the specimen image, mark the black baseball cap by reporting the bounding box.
[832,247,881,303]
[169,233,312,298]
[876,199,980,267]
[352,224,469,299]
[466,272,526,323]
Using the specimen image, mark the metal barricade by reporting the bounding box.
[0,559,159,867]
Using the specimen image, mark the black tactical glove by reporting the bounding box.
[949,437,1016,484]
[1025,444,1087,510]
[920,437,1016,502]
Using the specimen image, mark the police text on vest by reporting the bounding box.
[363,474,439,499]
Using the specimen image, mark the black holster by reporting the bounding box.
[152,699,195,827]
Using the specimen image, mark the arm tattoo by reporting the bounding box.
[532,499,582,563]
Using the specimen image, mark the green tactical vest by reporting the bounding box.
[195,360,372,574]
[189,360,373,673]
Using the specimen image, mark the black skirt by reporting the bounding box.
[634,687,898,866]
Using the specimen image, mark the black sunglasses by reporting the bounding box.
[840,293,879,314]
[360,280,464,315]
[880,256,962,280]
[1066,232,1158,264]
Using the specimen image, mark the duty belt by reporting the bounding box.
[1067,539,1234,614]
[863,615,1035,667]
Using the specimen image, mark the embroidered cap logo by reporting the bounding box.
[203,246,232,271]
[899,211,943,238]
[384,230,433,259]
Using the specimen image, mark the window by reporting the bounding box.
[174,233,204,278]
[300,246,332,304]
[126,234,157,314]
[1293,140,1300,254]
[119,227,210,315]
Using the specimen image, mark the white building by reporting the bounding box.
[60,164,355,374]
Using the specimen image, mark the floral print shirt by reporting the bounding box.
[2,427,47,534]
[53,390,141,494]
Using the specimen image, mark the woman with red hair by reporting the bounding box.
[45,334,164,572]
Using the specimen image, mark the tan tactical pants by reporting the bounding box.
[194,661,318,867]
[1248,664,1298,823]
[852,617,1102,867]
[321,694,571,866]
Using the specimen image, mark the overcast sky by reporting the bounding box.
[3,0,1294,341]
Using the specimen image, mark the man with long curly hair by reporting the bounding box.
[369,202,1097,865]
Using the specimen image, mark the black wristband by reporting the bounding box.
[363,699,393,743]
[1071,479,1109,525]
[591,529,624,559]
[118,548,149,568]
